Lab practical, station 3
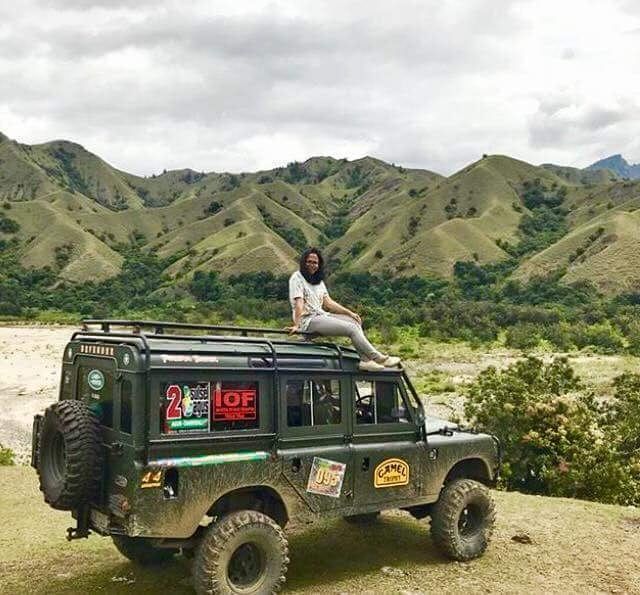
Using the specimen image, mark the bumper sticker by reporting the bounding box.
[374,458,409,488]
[306,457,346,498]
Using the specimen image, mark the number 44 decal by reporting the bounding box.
[141,470,162,488]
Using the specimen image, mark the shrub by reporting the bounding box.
[464,357,639,504]
[505,323,541,350]
[0,444,15,465]
[206,201,223,215]
[0,215,20,233]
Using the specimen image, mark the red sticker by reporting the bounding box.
[214,387,257,421]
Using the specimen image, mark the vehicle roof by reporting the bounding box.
[70,320,367,371]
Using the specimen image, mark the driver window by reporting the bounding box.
[355,379,410,425]
[286,378,341,427]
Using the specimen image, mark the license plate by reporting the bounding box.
[90,509,109,532]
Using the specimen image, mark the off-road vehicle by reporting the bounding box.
[32,320,500,594]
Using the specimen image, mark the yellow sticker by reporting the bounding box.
[374,458,409,488]
[141,469,162,488]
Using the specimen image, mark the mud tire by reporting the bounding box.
[343,512,380,524]
[430,478,496,561]
[194,510,289,595]
[37,399,103,510]
[112,535,177,565]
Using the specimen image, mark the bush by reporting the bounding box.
[505,323,541,350]
[571,322,624,353]
[0,444,15,465]
[464,357,639,504]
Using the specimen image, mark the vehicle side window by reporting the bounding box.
[286,378,341,427]
[355,379,410,425]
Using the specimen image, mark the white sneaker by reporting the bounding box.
[359,359,386,372]
[376,355,402,367]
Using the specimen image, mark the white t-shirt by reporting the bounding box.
[288,270,329,331]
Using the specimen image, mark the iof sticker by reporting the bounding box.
[306,457,346,498]
[213,386,257,421]
[374,458,409,488]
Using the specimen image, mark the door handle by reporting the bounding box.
[291,457,301,473]
[361,457,370,471]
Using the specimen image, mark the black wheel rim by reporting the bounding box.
[48,432,66,484]
[227,542,265,589]
[458,502,483,538]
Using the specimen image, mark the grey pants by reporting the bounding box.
[306,314,383,361]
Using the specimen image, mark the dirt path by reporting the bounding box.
[0,326,73,463]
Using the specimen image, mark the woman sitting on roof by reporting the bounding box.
[287,247,401,372]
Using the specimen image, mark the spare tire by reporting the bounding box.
[37,400,103,510]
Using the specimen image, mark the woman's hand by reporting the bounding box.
[285,324,300,335]
[349,311,362,325]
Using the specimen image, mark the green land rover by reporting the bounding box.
[32,320,500,594]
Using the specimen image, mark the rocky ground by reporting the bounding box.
[0,326,72,463]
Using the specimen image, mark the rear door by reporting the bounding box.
[351,374,424,507]
[278,373,354,512]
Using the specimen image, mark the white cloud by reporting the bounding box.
[1,0,639,175]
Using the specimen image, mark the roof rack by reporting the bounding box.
[79,319,349,370]
[81,319,315,337]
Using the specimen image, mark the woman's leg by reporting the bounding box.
[306,314,383,361]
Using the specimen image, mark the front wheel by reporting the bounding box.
[194,510,289,595]
[430,479,496,561]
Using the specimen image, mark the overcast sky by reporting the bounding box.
[1,0,639,176]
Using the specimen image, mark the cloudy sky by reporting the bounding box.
[1,0,639,176]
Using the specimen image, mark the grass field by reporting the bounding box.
[1,467,639,594]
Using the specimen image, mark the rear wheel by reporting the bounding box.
[36,400,103,510]
[112,535,177,566]
[194,510,289,595]
[430,478,495,561]
[343,512,380,525]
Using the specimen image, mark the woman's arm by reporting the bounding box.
[323,295,362,325]
[287,297,305,333]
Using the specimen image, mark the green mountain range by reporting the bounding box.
[1,132,639,295]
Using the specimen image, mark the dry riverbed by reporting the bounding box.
[1,325,638,462]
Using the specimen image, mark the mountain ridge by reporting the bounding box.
[1,131,640,294]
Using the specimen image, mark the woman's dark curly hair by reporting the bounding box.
[299,247,324,285]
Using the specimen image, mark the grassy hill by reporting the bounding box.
[1,132,640,294]
[1,466,638,594]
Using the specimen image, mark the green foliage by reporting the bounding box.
[344,165,367,189]
[322,203,350,240]
[465,357,640,504]
[220,174,240,191]
[256,205,307,251]
[506,180,569,257]
[189,271,222,301]
[0,444,15,466]
[52,146,90,196]
[505,323,541,350]
[349,241,366,258]
[0,214,20,233]
[284,161,306,184]
[205,201,223,215]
